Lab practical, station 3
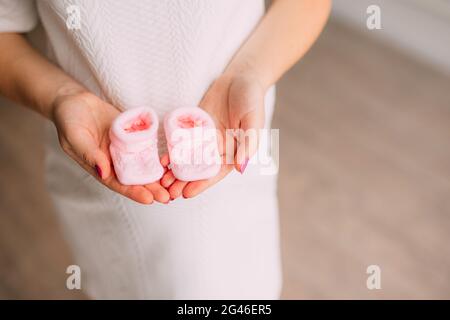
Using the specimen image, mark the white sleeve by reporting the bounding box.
[0,0,38,33]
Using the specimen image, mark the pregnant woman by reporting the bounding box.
[0,0,330,298]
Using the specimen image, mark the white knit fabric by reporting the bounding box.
[0,0,281,299]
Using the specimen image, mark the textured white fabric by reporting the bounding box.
[0,0,281,299]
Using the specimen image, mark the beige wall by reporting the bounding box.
[332,0,450,75]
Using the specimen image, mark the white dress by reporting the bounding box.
[0,0,281,299]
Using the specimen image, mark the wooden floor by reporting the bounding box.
[1,20,449,299]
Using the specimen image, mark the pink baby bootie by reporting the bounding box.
[164,107,221,181]
[109,107,164,185]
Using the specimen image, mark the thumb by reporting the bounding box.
[67,131,111,180]
[234,108,264,174]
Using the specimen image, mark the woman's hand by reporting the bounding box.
[161,73,266,199]
[159,0,331,200]
[52,89,170,204]
[0,34,169,204]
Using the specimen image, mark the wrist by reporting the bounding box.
[223,58,270,91]
[48,82,87,122]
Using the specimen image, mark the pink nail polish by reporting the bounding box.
[95,165,102,179]
[109,107,164,185]
[240,158,249,174]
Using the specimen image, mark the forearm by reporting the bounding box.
[225,0,331,89]
[0,33,85,120]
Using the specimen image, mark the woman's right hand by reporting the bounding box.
[51,89,170,204]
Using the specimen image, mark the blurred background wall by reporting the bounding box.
[1,0,449,299]
[333,0,450,74]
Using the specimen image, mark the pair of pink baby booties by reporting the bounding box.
[109,107,221,185]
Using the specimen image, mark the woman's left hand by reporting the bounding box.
[161,72,266,199]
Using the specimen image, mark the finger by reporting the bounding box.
[218,127,237,168]
[71,154,154,204]
[144,182,170,204]
[234,109,264,173]
[161,170,176,188]
[183,164,233,198]
[160,153,170,168]
[227,79,265,173]
[90,148,111,179]
[105,178,154,204]
[168,180,188,200]
[66,131,112,180]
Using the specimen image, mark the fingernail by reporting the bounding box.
[95,165,102,179]
[240,158,249,174]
